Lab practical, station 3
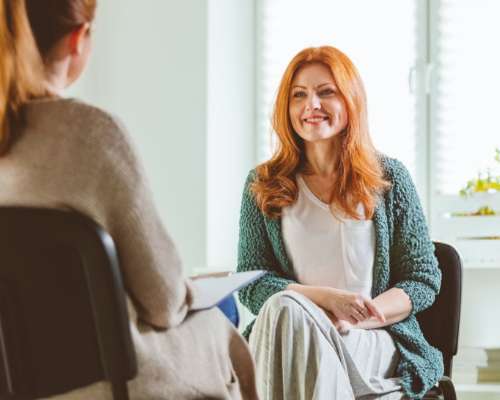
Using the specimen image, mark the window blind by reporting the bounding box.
[433,0,500,195]
[257,0,419,181]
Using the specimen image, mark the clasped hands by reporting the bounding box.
[319,288,385,333]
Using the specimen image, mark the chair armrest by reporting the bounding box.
[423,376,457,400]
[438,376,457,400]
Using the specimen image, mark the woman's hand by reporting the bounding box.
[288,283,410,330]
[287,283,385,325]
[322,287,385,324]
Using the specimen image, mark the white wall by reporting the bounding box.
[69,0,255,274]
[70,0,208,272]
[459,269,500,347]
[206,0,256,271]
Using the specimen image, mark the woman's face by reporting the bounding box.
[289,62,348,143]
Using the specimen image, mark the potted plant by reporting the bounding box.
[453,149,500,217]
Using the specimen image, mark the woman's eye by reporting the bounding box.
[319,88,335,96]
[292,91,306,98]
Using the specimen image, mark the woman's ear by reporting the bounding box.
[69,23,91,55]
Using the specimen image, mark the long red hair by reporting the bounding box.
[0,0,45,154]
[252,46,390,219]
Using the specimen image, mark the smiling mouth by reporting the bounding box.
[303,116,329,124]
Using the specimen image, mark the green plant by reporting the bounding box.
[451,205,497,217]
[459,149,500,197]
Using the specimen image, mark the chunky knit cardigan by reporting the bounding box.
[237,157,443,399]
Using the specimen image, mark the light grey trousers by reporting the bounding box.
[249,291,404,400]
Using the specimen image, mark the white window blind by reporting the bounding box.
[433,0,500,195]
[257,0,419,182]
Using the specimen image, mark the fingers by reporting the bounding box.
[364,298,385,322]
[339,306,361,324]
[329,291,376,323]
[351,307,366,322]
[354,304,369,320]
[349,295,370,322]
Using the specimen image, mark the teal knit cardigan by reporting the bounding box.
[237,157,443,399]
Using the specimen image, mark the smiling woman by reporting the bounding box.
[252,46,389,221]
[288,62,349,205]
[289,62,348,143]
[237,46,443,400]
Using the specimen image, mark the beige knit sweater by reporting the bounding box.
[0,98,257,400]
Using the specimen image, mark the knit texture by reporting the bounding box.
[237,157,443,399]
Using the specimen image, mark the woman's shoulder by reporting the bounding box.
[26,97,136,154]
[28,97,110,121]
[245,168,258,184]
[241,169,258,204]
[378,155,421,212]
[27,97,126,138]
[378,154,412,186]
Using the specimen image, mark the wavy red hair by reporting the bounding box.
[252,46,390,219]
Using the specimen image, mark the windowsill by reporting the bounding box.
[456,383,500,393]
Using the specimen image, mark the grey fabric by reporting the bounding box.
[249,291,403,400]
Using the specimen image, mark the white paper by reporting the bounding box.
[190,270,266,311]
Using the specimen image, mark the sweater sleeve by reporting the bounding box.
[88,113,191,330]
[389,159,441,315]
[237,171,295,316]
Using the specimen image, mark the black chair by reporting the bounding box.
[0,207,137,400]
[418,241,463,400]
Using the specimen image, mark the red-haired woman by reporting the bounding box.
[237,46,442,399]
[0,0,257,398]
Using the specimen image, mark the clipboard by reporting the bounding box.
[189,270,266,311]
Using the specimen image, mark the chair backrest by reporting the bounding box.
[0,207,137,399]
[417,241,462,377]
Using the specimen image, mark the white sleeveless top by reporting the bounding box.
[282,175,375,298]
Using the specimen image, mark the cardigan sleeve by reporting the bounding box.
[388,159,442,315]
[237,171,295,316]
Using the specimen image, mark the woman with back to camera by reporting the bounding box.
[237,46,443,399]
[0,0,257,398]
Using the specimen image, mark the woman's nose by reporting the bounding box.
[306,93,321,111]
